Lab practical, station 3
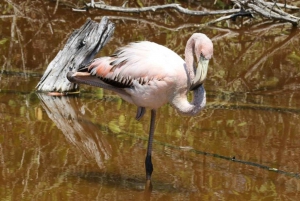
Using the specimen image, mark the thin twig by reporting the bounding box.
[95,16,204,31]
[0,15,15,18]
[206,14,236,26]
[53,0,59,15]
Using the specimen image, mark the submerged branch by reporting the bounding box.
[243,30,300,79]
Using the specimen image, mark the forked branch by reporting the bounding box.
[234,0,300,26]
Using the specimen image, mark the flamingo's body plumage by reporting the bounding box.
[89,41,187,109]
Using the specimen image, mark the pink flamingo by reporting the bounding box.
[67,33,213,181]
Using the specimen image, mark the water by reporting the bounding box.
[1,0,300,200]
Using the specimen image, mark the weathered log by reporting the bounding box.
[36,17,115,92]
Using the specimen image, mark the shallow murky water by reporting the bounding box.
[1,0,300,200]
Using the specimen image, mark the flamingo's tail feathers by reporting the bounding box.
[66,72,127,96]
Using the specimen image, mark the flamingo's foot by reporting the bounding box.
[145,155,153,180]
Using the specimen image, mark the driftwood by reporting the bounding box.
[36,17,115,92]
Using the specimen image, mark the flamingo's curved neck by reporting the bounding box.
[185,38,196,84]
[171,85,206,116]
[170,37,206,116]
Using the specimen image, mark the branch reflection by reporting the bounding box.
[37,93,112,169]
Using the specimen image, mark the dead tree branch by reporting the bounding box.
[78,1,300,27]
[82,2,240,16]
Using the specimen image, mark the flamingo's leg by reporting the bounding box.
[145,109,156,180]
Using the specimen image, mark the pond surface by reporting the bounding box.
[1,0,300,200]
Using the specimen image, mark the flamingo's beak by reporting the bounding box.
[190,55,209,90]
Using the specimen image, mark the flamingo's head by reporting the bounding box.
[190,33,213,90]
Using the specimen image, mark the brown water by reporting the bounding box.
[1,0,300,200]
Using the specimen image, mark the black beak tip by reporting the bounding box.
[190,83,203,91]
[66,72,75,82]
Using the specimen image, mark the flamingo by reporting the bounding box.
[67,33,213,181]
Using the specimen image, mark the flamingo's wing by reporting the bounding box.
[86,41,184,88]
